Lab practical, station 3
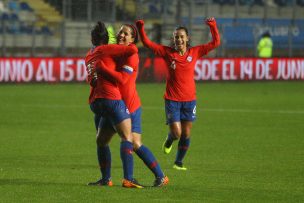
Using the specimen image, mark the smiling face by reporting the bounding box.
[116,25,135,46]
[173,28,189,54]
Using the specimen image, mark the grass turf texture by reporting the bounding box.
[0,82,303,202]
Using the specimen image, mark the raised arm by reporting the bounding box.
[197,17,221,56]
[94,44,138,58]
[136,20,167,56]
[206,17,220,48]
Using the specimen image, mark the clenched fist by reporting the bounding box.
[205,17,216,26]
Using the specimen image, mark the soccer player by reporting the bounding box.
[90,24,169,187]
[136,17,220,170]
[85,21,143,188]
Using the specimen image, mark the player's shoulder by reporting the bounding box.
[188,45,204,55]
[85,49,94,64]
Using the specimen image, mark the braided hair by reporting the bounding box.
[91,21,109,46]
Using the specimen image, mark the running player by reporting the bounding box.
[136,17,220,170]
[85,21,143,188]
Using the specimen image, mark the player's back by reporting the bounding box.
[85,46,122,103]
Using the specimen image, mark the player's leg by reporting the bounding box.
[92,125,115,186]
[110,100,143,188]
[115,119,143,188]
[88,100,115,186]
[163,100,182,154]
[131,108,169,187]
[173,121,192,170]
[173,100,196,170]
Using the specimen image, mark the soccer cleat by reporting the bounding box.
[173,164,187,171]
[162,140,173,154]
[153,176,169,187]
[122,179,144,189]
[87,179,113,186]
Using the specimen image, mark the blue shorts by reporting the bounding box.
[131,107,142,134]
[90,98,130,128]
[165,99,196,124]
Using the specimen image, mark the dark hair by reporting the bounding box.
[170,25,191,48]
[175,26,189,36]
[262,31,271,38]
[123,24,139,44]
[91,21,109,46]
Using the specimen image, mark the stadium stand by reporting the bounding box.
[1,0,304,57]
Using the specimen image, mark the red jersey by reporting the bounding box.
[137,21,220,101]
[85,44,137,103]
[117,52,141,113]
[95,44,141,113]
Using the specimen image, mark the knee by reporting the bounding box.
[133,141,142,151]
[96,138,106,147]
[170,130,181,140]
[182,129,191,138]
[96,133,109,147]
[131,133,142,150]
[120,134,133,143]
[181,127,192,138]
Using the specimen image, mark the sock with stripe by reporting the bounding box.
[135,145,164,178]
[175,136,190,166]
[97,145,111,181]
[120,141,134,180]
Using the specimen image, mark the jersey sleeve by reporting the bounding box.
[136,22,167,57]
[95,54,138,85]
[195,21,221,57]
[94,44,138,58]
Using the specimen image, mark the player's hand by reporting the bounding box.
[87,62,98,81]
[136,20,145,29]
[86,62,96,76]
[205,17,216,26]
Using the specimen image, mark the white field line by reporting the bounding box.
[142,106,304,114]
[15,104,304,115]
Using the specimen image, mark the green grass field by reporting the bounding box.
[0,82,304,202]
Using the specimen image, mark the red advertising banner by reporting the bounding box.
[0,58,86,83]
[0,57,304,83]
[194,58,304,81]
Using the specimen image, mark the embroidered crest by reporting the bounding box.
[187,56,192,62]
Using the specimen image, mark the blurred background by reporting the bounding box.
[1,0,304,57]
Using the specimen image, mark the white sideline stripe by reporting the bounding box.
[15,104,304,115]
[142,106,304,115]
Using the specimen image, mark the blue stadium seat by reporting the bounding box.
[239,0,255,5]
[214,0,236,5]
[274,0,293,6]
[297,0,304,6]
[20,2,33,12]
[1,13,10,20]
[8,0,20,12]
[40,25,53,35]
[19,23,34,34]
[10,13,19,21]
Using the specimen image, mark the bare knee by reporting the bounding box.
[132,133,142,150]
[170,122,182,139]
[181,121,192,138]
[96,128,115,147]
